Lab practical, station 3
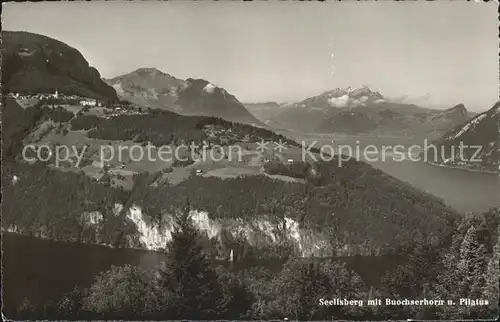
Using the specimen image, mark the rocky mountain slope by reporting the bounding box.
[105,69,262,126]
[265,86,472,138]
[177,78,262,125]
[1,31,118,101]
[105,68,187,112]
[425,101,500,172]
[243,101,284,122]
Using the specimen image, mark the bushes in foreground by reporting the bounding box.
[12,207,500,321]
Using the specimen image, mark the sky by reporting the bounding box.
[3,1,499,111]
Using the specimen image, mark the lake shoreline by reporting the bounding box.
[423,161,499,176]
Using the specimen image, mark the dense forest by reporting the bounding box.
[69,110,298,147]
[11,205,499,320]
[1,98,50,160]
[2,162,131,246]
[132,158,458,256]
[3,154,459,258]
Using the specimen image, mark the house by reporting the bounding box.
[80,99,97,107]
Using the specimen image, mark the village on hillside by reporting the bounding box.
[7,89,308,192]
[7,90,145,116]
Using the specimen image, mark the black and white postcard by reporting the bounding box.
[2,1,499,321]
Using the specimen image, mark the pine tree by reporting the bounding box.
[215,265,254,319]
[272,259,330,320]
[456,225,488,298]
[82,265,162,319]
[434,225,489,319]
[382,241,441,300]
[160,200,224,319]
[482,235,500,317]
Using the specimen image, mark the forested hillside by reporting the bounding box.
[2,31,118,100]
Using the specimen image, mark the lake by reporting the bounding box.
[297,135,500,213]
[2,233,403,316]
[370,158,499,213]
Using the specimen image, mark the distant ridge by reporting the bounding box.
[105,69,263,126]
[263,86,471,137]
[427,101,500,172]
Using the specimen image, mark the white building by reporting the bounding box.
[80,99,97,107]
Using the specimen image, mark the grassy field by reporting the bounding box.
[19,102,320,189]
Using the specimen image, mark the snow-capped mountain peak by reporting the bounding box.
[321,85,383,101]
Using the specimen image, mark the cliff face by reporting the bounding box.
[427,101,500,172]
[0,202,391,259]
[1,31,118,100]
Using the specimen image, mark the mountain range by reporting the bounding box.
[105,69,476,138]
[105,69,262,126]
[245,87,474,138]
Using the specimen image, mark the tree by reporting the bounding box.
[434,225,489,319]
[55,286,86,319]
[482,234,500,318]
[159,200,225,319]
[381,241,441,318]
[214,265,254,319]
[273,259,330,320]
[82,264,163,319]
[321,260,373,319]
[261,259,370,320]
[16,297,36,320]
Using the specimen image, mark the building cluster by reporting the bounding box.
[80,99,102,107]
[8,91,108,107]
[8,91,148,116]
[8,90,77,100]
